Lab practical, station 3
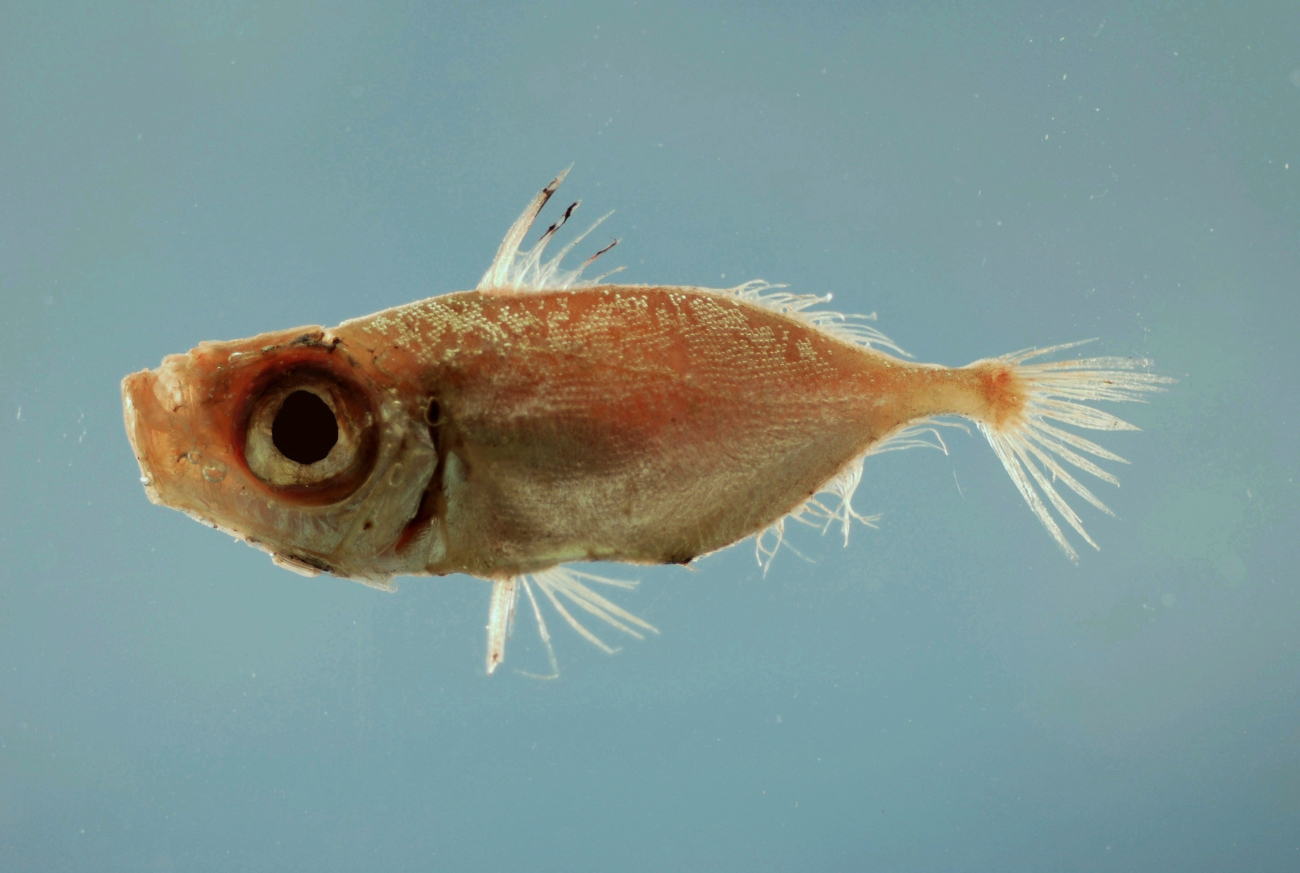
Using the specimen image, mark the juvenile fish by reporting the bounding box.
[122,170,1171,673]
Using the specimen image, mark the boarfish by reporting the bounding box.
[122,170,1171,674]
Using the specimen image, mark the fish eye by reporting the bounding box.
[273,390,339,464]
[242,369,377,503]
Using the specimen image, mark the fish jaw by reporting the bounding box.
[122,328,440,582]
[123,355,222,517]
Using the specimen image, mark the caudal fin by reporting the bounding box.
[974,342,1174,561]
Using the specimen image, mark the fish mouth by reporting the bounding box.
[122,367,164,501]
[121,355,207,510]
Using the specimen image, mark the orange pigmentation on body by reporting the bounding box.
[122,170,1172,672]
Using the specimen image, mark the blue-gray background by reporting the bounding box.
[2,2,1297,871]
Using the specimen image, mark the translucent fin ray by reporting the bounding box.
[724,280,910,357]
[477,170,622,293]
[485,578,517,675]
[480,177,908,361]
[482,566,657,676]
[978,348,1175,561]
[753,419,964,571]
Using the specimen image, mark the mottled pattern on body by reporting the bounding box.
[122,171,1171,672]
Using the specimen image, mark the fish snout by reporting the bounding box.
[122,367,174,504]
[121,357,221,511]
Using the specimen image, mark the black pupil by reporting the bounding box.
[272,390,339,465]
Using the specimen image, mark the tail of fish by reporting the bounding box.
[961,341,1175,561]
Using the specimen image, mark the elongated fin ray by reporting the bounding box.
[479,168,568,291]
[477,169,622,293]
[480,176,907,361]
[725,280,910,357]
[483,566,657,675]
[485,578,517,675]
[517,578,560,680]
[977,348,1176,561]
[753,420,965,571]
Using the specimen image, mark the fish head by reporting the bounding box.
[122,326,439,583]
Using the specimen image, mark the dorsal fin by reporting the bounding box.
[477,168,623,292]
[722,280,910,357]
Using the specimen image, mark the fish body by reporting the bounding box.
[123,171,1170,672]
[350,285,1008,574]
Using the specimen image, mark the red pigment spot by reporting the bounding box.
[978,364,1027,431]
